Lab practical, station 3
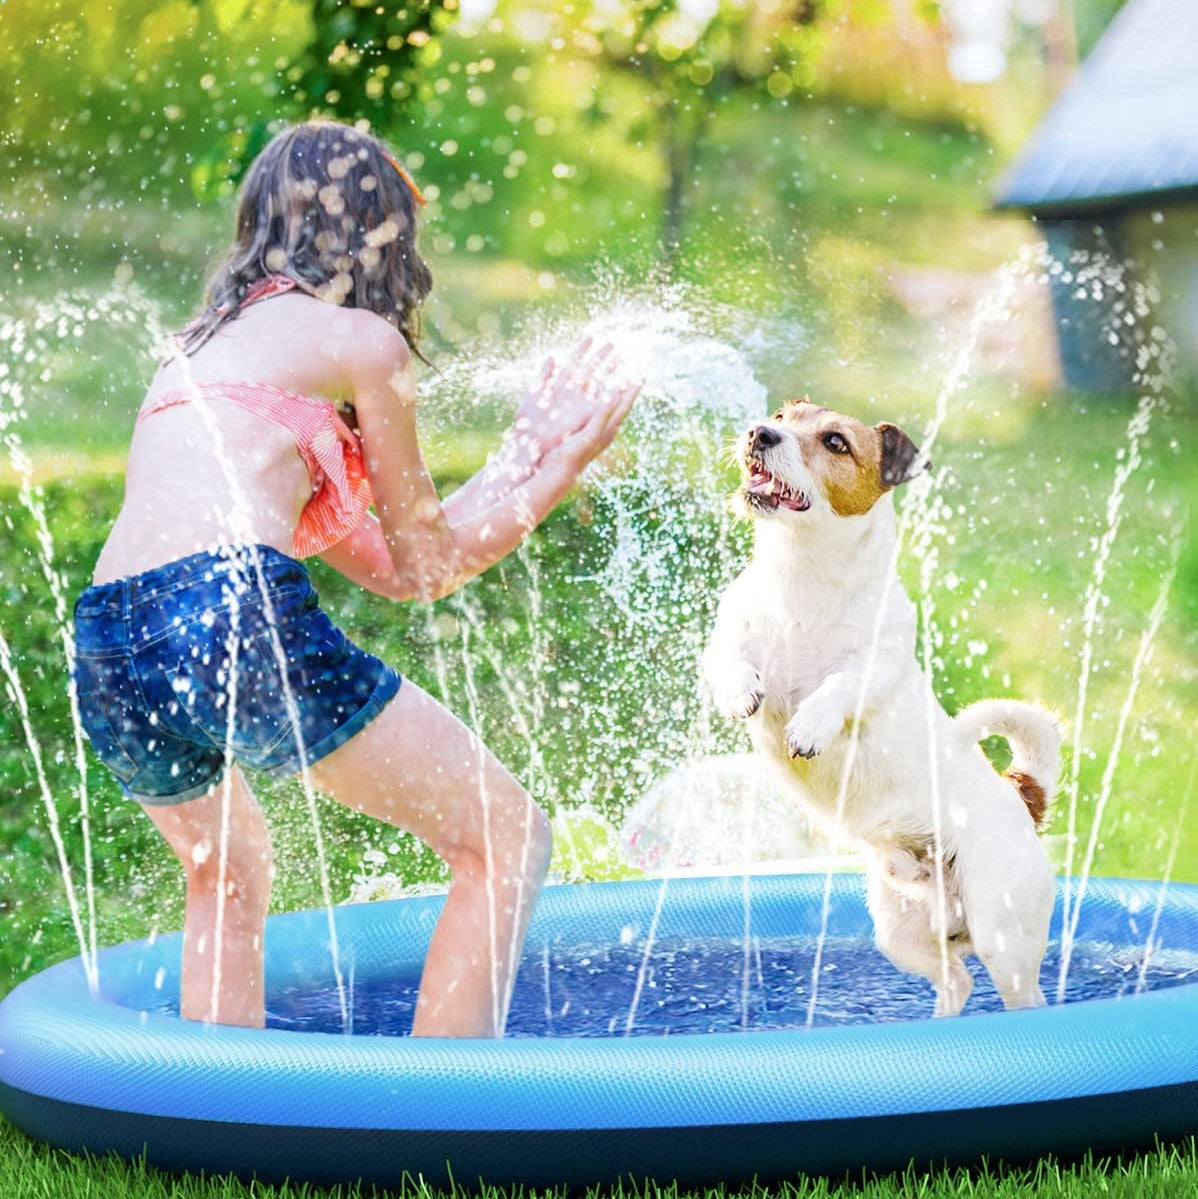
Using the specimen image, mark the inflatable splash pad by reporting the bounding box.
[2,873,1196,1188]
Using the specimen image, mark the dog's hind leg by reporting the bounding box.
[970,921,1048,1010]
[959,845,1052,1010]
[930,958,974,1017]
[866,866,973,1017]
[983,959,1046,1010]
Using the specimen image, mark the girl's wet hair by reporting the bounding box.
[174,120,433,363]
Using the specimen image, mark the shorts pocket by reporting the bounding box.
[162,636,283,755]
[73,659,141,785]
[160,609,336,755]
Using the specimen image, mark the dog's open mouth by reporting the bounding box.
[743,461,811,512]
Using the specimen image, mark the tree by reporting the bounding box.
[285,0,456,127]
[194,0,460,196]
[576,0,841,259]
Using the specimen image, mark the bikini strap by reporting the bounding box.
[238,274,299,309]
[162,275,313,365]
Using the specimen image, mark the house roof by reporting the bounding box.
[995,0,1198,216]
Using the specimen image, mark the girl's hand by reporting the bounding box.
[508,337,623,467]
[545,373,642,477]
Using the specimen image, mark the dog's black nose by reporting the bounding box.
[750,425,781,452]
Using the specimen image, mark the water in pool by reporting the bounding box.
[252,936,1198,1037]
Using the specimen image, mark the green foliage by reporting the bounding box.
[289,0,454,126]
[179,1,461,199]
[0,0,1048,258]
[573,0,843,253]
[581,0,838,96]
[1074,0,1130,56]
[0,0,312,202]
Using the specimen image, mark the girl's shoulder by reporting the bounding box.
[157,281,412,403]
[321,305,412,378]
[256,285,407,348]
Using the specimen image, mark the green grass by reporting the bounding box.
[2,1119,1196,1199]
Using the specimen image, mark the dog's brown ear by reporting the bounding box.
[877,422,930,487]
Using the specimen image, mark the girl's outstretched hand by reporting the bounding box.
[545,370,642,477]
[510,336,638,466]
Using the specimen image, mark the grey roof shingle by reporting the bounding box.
[995,0,1198,214]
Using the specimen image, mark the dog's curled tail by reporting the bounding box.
[954,699,1063,829]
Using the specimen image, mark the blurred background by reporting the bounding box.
[0,0,1194,993]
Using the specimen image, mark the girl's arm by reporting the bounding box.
[321,319,637,601]
[436,337,619,526]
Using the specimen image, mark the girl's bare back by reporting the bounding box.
[94,294,377,584]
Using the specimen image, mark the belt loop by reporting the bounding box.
[232,543,256,600]
[121,577,132,634]
[221,543,252,605]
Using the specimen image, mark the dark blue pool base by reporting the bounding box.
[2,874,1197,1188]
[4,1078,1197,1189]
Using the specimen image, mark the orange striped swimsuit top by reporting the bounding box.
[136,275,373,559]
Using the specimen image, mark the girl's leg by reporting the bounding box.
[304,680,552,1038]
[142,767,273,1028]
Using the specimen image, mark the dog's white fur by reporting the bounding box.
[703,400,1060,1017]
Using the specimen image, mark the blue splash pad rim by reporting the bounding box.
[2,872,1197,1136]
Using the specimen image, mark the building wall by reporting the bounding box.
[1040,219,1137,394]
[1126,203,1198,389]
[1040,205,1198,395]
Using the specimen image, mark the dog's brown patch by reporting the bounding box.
[1006,770,1048,828]
[776,401,889,517]
[821,426,890,517]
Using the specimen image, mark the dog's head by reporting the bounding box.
[732,397,929,525]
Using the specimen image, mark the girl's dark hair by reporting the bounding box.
[173,120,433,363]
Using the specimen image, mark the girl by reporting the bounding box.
[71,119,639,1036]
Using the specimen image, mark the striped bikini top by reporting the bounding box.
[137,276,373,559]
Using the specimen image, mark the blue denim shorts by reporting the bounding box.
[71,544,401,805]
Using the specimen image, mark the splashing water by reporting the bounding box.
[0,254,1190,1035]
[1057,539,1181,999]
[1135,755,1196,997]
[0,285,170,990]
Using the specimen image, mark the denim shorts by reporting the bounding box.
[71,544,401,805]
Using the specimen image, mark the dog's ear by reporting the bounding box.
[877,422,930,487]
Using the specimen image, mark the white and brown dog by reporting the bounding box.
[703,397,1060,1017]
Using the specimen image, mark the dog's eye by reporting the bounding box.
[822,431,850,454]
[772,411,784,421]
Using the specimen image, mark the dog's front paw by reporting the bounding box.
[712,665,764,721]
[785,704,844,760]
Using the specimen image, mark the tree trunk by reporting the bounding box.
[661,105,702,265]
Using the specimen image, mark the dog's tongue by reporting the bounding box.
[748,474,807,510]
